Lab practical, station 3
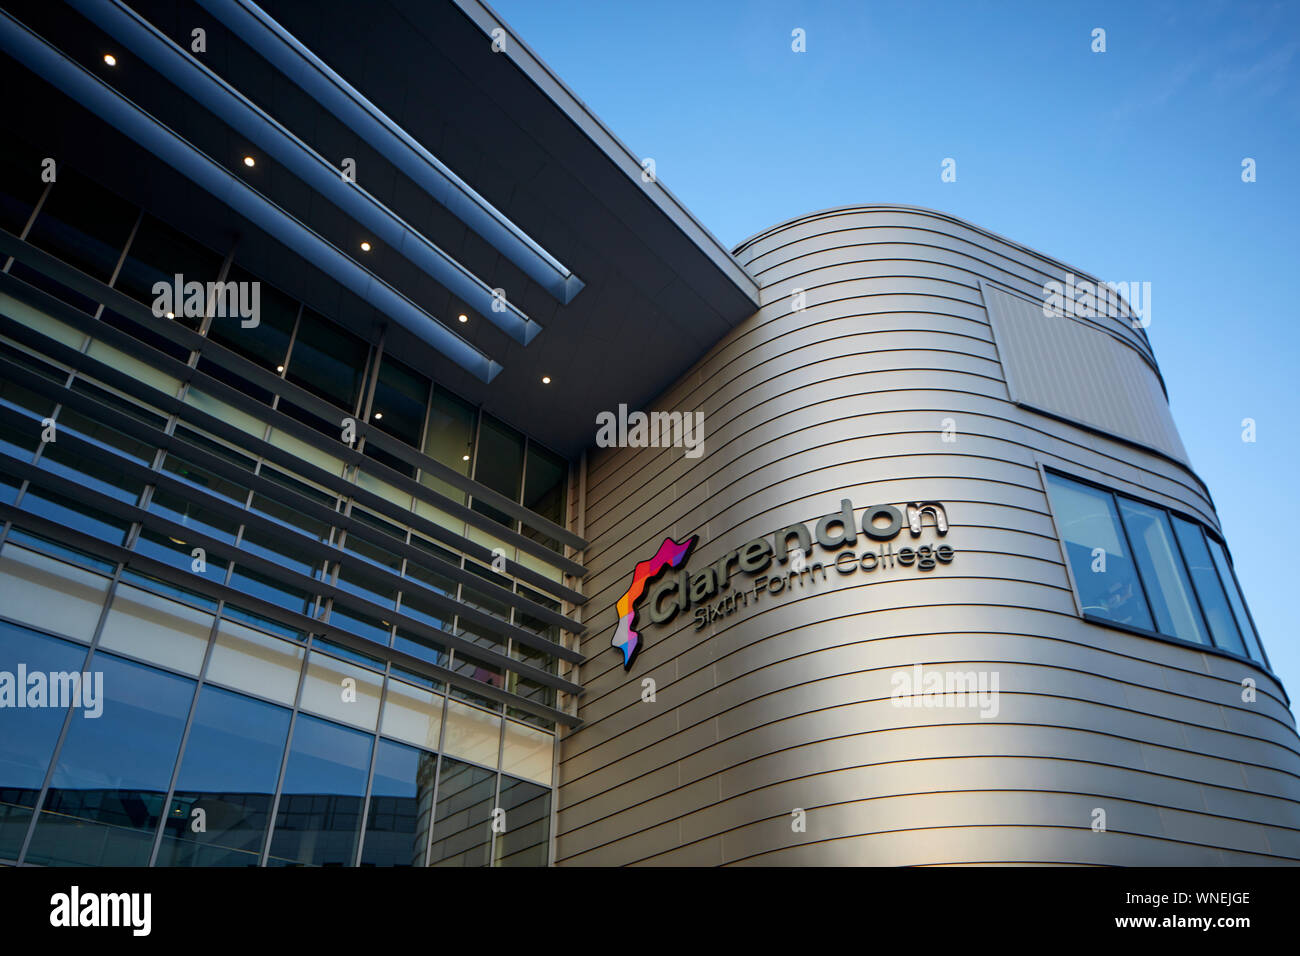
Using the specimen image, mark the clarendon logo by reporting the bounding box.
[610,535,697,670]
[50,886,151,936]
[612,500,953,669]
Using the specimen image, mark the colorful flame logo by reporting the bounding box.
[610,535,697,670]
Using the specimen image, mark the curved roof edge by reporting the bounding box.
[732,203,1146,318]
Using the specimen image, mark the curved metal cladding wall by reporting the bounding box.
[557,205,1300,865]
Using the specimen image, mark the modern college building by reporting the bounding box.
[0,0,1296,867]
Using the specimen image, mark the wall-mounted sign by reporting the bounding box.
[610,500,953,669]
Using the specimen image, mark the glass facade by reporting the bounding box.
[0,141,576,866]
[1045,471,1269,666]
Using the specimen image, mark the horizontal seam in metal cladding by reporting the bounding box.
[574,610,1292,730]
[583,407,1215,545]
[580,321,1203,507]
[563,672,1300,787]
[560,776,1300,858]
[557,753,1300,841]
[579,625,1300,739]
[584,392,1211,525]
[560,757,1300,864]
[733,206,1156,316]
[568,640,1297,769]
[581,448,1188,573]
[712,827,1297,869]
[556,724,1300,842]
[584,442,1211,562]
[742,231,1114,291]
[749,236,1155,347]
[583,406,1211,541]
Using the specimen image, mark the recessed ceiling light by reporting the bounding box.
[462,454,470,461]
[458,313,468,323]
[373,412,383,420]
[242,155,255,167]
[360,241,372,252]
[276,364,284,372]
[103,54,117,67]
[541,375,552,384]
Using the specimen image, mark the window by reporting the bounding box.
[114,214,224,333]
[156,686,291,867]
[471,414,523,528]
[24,652,195,866]
[1045,470,1268,664]
[0,622,90,859]
[266,714,373,867]
[1044,473,1151,631]
[421,386,476,504]
[361,738,438,867]
[367,355,430,477]
[284,308,369,412]
[26,167,136,283]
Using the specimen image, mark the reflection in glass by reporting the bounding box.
[494,774,550,867]
[267,714,372,866]
[361,739,437,867]
[1206,538,1265,663]
[157,686,290,866]
[25,652,194,866]
[0,622,89,859]
[284,309,368,412]
[1170,517,1247,656]
[427,756,495,867]
[1045,474,1153,631]
[421,386,476,504]
[1116,498,1208,645]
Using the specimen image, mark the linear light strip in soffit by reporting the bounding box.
[196,0,585,306]
[69,0,540,347]
[0,11,502,383]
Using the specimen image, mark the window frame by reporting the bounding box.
[1041,465,1270,671]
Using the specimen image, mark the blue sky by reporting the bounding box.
[492,0,1300,714]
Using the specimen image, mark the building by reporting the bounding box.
[0,0,1295,867]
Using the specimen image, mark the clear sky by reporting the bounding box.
[491,0,1300,716]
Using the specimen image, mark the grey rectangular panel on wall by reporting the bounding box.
[981,283,1189,463]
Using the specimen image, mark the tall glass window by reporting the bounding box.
[1046,471,1267,665]
[25,652,195,866]
[421,386,476,504]
[1044,473,1152,631]
[427,756,495,867]
[367,355,430,477]
[156,686,291,867]
[266,713,372,866]
[0,622,90,860]
[522,443,567,551]
[1170,517,1247,656]
[283,308,369,413]
[1116,498,1208,645]
[26,167,137,283]
[361,738,437,867]
[470,414,524,528]
[1207,538,1265,663]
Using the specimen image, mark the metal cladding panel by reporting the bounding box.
[982,283,1189,463]
[557,206,1299,866]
